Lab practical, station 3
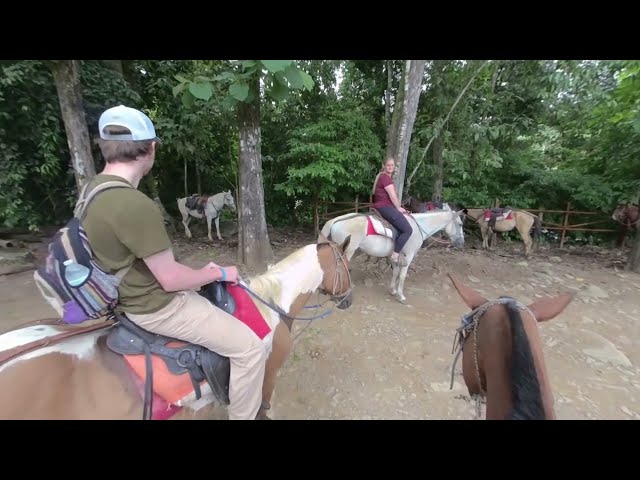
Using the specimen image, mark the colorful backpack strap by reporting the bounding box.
[74,179,136,280]
[73,180,133,220]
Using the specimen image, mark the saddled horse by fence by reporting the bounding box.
[177,190,236,242]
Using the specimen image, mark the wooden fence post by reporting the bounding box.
[559,201,571,248]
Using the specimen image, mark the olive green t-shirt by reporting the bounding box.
[81,174,177,315]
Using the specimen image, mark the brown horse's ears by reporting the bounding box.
[317,232,329,246]
[527,293,574,323]
[448,273,488,310]
[340,235,351,253]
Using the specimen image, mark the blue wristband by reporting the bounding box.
[220,267,226,282]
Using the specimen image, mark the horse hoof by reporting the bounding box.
[398,297,408,305]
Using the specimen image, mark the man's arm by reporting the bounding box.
[113,192,237,292]
[143,249,228,292]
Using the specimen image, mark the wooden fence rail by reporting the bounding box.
[314,198,621,248]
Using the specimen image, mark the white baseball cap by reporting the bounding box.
[98,105,162,143]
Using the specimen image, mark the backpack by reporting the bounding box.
[33,179,134,324]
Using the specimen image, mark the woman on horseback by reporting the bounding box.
[372,157,413,267]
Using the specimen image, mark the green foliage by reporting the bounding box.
[275,100,383,204]
[172,60,315,110]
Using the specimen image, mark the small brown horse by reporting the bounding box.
[448,274,573,420]
[0,236,353,420]
[612,202,639,245]
[464,208,541,256]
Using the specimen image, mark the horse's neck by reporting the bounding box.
[245,245,324,322]
[209,193,224,209]
[413,212,451,236]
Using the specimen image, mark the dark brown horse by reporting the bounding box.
[0,237,353,420]
[612,202,639,247]
[402,195,465,214]
[448,273,573,420]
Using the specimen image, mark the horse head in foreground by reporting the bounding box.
[0,236,353,420]
[447,273,573,420]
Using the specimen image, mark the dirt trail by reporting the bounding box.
[1,228,638,420]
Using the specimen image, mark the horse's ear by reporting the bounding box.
[317,232,329,246]
[340,235,351,253]
[448,273,487,310]
[527,292,573,323]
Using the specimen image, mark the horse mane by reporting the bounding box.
[245,244,323,312]
[504,301,546,420]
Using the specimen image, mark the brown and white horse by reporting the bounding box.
[448,274,573,420]
[0,236,353,420]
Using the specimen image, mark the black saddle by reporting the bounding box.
[487,207,512,229]
[106,281,236,420]
[185,195,208,214]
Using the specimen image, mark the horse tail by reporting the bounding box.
[505,300,545,420]
[532,215,541,241]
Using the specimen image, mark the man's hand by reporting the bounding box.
[208,263,239,285]
[397,206,407,214]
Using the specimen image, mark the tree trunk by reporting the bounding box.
[432,133,444,201]
[48,60,96,192]
[386,60,426,201]
[628,230,640,272]
[385,60,392,144]
[236,77,274,272]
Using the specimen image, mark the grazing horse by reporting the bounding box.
[320,203,465,304]
[447,274,573,420]
[464,208,541,257]
[0,236,353,420]
[177,190,236,242]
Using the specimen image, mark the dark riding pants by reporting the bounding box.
[377,206,413,254]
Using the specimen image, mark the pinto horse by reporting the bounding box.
[0,236,353,420]
[177,190,237,242]
[448,274,573,420]
[320,204,465,304]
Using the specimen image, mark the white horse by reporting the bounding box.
[320,203,465,304]
[177,191,236,242]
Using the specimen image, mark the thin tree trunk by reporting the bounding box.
[237,76,274,272]
[387,60,426,201]
[385,60,392,144]
[48,60,96,192]
[405,60,490,196]
[196,161,202,194]
[432,133,444,201]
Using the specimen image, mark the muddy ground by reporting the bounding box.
[1,222,639,420]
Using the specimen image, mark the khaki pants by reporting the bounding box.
[125,290,267,420]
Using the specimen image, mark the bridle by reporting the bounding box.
[317,240,353,308]
[407,210,464,247]
[237,241,353,323]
